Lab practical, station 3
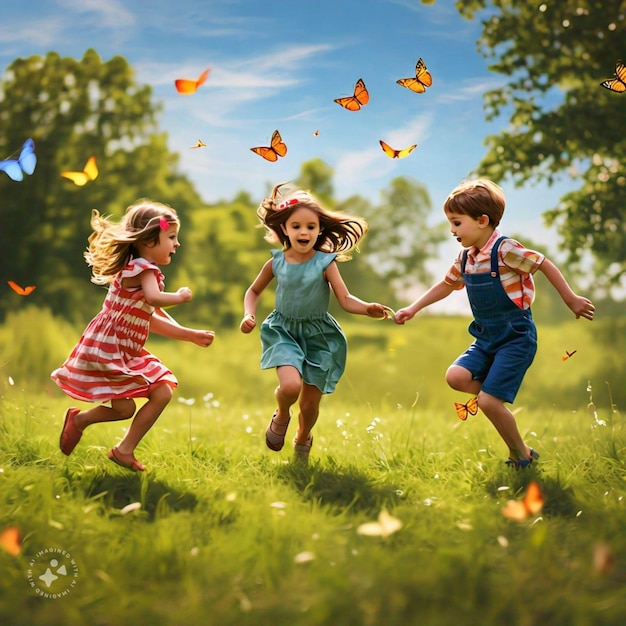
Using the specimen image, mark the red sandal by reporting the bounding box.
[108,447,146,472]
[59,408,83,456]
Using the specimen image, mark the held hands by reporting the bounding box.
[394,306,416,325]
[240,313,256,334]
[366,303,388,319]
[569,295,595,321]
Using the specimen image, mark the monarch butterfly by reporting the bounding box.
[600,61,626,93]
[0,527,21,556]
[175,68,210,94]
[60,156,98,186]
[8,281,36,296]
[397,58,433,93]
[190,139,207,149]
[250,130,287,162]
[502,481,544,521]
[454,396,478,421]
[334,78,370,111]
[0,138,37,182]
[562,350,577,361]
[379,140,417,159]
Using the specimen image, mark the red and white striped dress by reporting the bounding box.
[51,258,177,402]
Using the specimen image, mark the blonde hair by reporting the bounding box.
[85,199,179,285]
[443,178,505,227]
[257,183,368,261]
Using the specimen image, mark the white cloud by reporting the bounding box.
[55,0,135,28]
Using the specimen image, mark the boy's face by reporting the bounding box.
[445,210,492,249]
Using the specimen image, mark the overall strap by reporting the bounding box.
[489,236,509,277]
[461,249,469,273]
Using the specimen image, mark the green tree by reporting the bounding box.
[295,158,335,207]
[339,177,447,292]
[0,49,205,321]
[456,0,626,288]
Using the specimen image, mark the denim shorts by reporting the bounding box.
[453,316,537,403]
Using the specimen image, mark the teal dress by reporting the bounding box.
[260,250,347,394]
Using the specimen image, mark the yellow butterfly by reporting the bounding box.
[250,130,287,162]
[334,78,370,111]
[61,156,98,186]
[454,396,478,421]
[190,139,207,149]
[379,140,417,159]
[600,60,626,93]
[397,58,433,93]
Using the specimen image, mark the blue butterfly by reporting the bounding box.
[0,138,37,181]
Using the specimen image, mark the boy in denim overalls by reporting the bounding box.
[395,179,595,468]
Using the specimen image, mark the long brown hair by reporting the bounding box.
[257,183,368,261]
[84,199,179,284]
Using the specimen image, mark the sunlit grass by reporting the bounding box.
[0,312,624,625]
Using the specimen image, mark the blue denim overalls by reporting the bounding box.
[453,236,537,403]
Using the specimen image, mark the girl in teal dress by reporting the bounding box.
[240,184,388,461]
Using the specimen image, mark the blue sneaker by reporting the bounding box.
[516,448,540,470]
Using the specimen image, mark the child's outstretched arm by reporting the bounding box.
[150,309,215,347]
[538,258,595,320]
[140,270,193,308]
[325,262,386,318]
[395,280,455,324]
[240,259,274,333]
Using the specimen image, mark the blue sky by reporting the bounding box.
[1,0,580,312]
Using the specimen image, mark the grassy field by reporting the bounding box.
[0,312,624,625]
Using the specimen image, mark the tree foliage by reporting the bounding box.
[456,0,626,288]
[0,49,204,321]
[339,177,447,291]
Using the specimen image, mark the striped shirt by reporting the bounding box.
[444,230,545,310]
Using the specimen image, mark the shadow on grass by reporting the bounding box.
[485,469,580,518]
[276,457,401,514]
[80,472,199,521]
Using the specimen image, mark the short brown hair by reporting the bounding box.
[443,179,505,227]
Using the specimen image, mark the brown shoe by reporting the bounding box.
[265,411,290,451]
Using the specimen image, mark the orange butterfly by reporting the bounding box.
[61,156,98,186]
[313,130,320,136]
[600,61,626,93]
[175,68,210,94]
[454,396,478,421]
[562,350,577,361]
[250,130,287,162]
[379,140,417,159]
[397,58,432,93]
[502,481,544,521]
[190,139,207,149]
[334,78,369,111]
[0,527,21,556]
[8,281,36,296]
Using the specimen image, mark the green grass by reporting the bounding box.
[0,314,625,625]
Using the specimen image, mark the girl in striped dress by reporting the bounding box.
[51,199,214,471]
